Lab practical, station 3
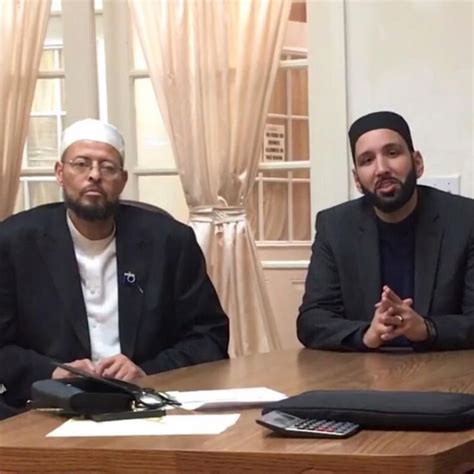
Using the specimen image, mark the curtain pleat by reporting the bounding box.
[130,0,291,357]
[0,0,51,220]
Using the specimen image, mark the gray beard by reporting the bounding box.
[64,191,119,221]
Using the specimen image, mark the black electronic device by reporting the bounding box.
[256,410,360,438]
[52,361,180,409]
[29,360,180,420]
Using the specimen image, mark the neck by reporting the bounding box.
[68,210,115,240]
[374,189,418,223]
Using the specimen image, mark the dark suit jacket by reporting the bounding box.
[0,396,21,420]
[297,186,474,351]
[0,203,229,407]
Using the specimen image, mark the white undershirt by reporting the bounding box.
[67,213,121,362]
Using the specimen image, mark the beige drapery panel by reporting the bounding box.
[130,0,291,357]
[0,0,51,220]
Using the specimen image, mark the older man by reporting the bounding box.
[0,119,229,413]
[297,111,474,351]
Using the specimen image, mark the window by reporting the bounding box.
[15,7,64,213]
[248,50,311,243]
[130,33,188,223]
[14,1,310,242]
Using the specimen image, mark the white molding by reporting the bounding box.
[279,59,307,69]
[130,61,309,78]
[261,260,309,269]
[30,111,66,117]
[307,0,349,237]
[268,113,308,120]
[133,168,179,176]
[256,241,310,248]
[258,160,310,170]
[102,0,138,200]
[62,0,99,124]
[37,71,64,79]
[281,46,307,56]
[19,173,56,180]
[256,177,310,184]
[130,69,149,79]
[133,161,311,175]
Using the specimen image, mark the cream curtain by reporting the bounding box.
[0,0,51,220]
[130,0,291,357]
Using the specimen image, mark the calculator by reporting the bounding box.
[257,410,360,438]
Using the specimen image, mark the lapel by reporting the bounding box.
[356,202,381,319]
[414,188,443,315]
[115,206,153,358]
[37,205,91,354]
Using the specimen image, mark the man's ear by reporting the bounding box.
[413,151,424,179]
[54,161,64,187]
[119,170,128,193]
[352,168,363,194]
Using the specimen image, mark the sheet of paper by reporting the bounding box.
[46,414,240,437]
[168,387,287,410]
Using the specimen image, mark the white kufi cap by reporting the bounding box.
[60,118,125,161]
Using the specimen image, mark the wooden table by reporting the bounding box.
[1,349,474,473]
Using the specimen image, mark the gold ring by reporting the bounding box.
[396,315,404,324]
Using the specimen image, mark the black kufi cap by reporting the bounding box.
[348,111,414,161]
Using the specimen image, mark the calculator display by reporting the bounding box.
[269,412,300,427]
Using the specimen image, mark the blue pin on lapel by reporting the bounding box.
[124,271,136,284]
[123,271,144,293]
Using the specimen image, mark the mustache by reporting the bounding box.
[375,177,401,191]
[81,186,106,197]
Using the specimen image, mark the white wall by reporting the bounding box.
[309,0,474,212]
[308,0,350,222]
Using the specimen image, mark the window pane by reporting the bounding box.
[249,169,311,242]
[134,79,175,169]
[291,68,308,116]
[138,175,188,223]
[14,181,60,214]
[14,182,25,214]
[45,8,63,43]
[26,116,61,166]
[31,78,65,113]
[292,181,311,240]
[51,0,61,13]
[291,119,309,161]
[293,168,310,179]
[39,48,63,71]
[268,69,287,115]
[28,181,61,208]
[262,170,289,241]
[247,181,260,240]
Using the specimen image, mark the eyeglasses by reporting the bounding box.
[64,158,123,179]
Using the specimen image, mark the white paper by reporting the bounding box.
[46,414,240,437]
[168,387,287,411]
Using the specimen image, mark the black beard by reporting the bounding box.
[64,191,119,222]
[360,166,417,213]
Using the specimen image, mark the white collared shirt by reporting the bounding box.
[67,213,120,362]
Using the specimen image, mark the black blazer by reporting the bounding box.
[297,186,474,351]
[0,396,21,420]
[0,203,229,406]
